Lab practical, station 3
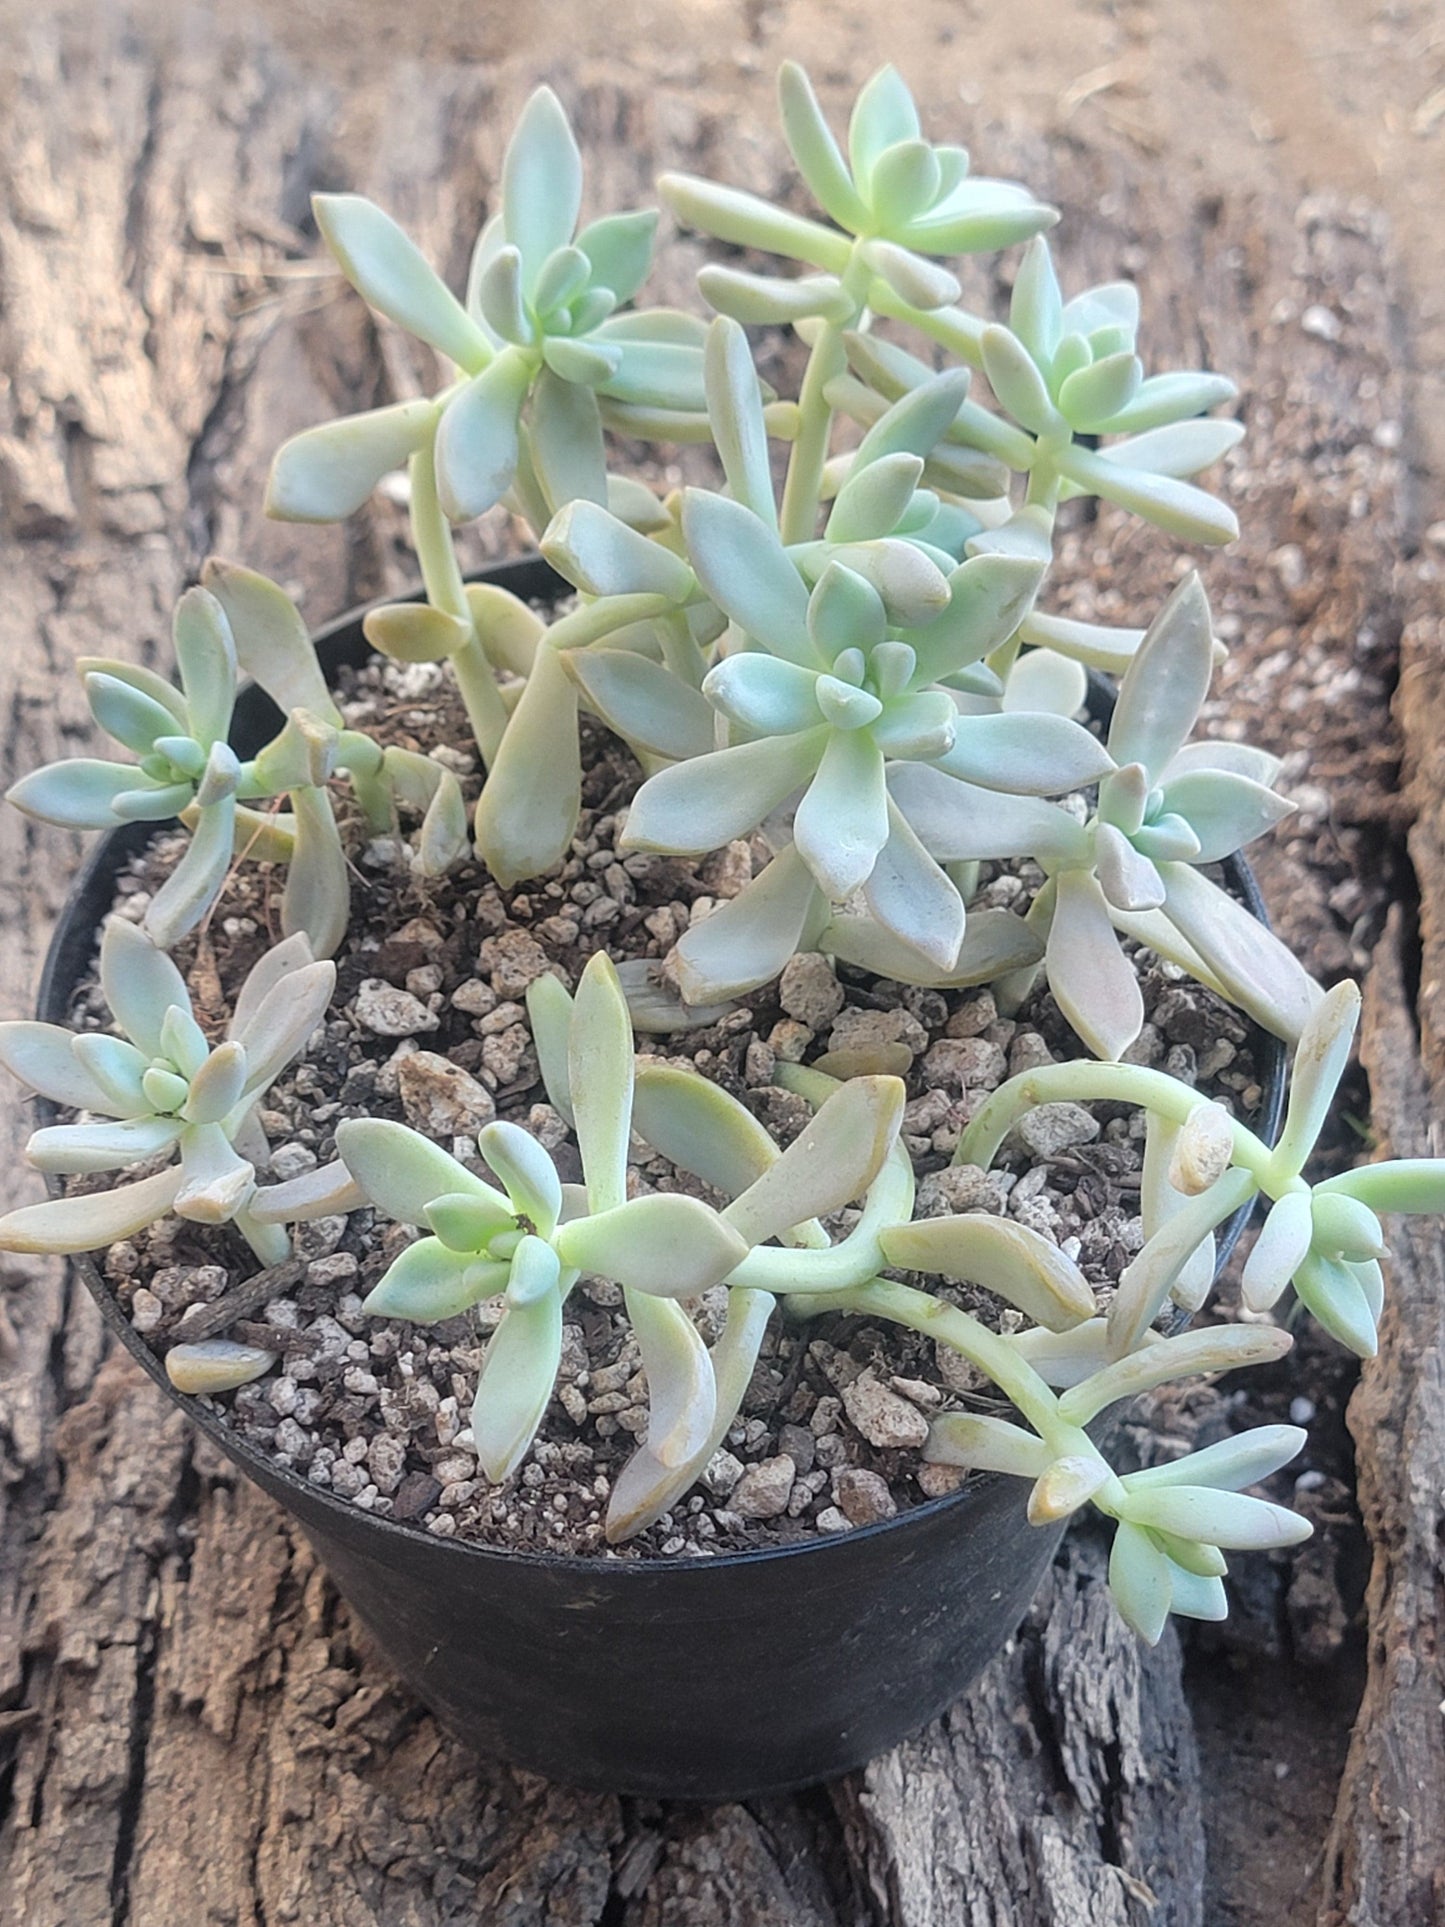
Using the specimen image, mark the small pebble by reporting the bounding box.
[841,1369,930,1450]
[729,1454,796,1520]
[355,979,439,1037]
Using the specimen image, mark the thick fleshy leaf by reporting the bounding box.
[83,672,177,757]
[980,326,1058,435]
[861,801,965,971]
[819,537,951,628]
[100,918,190,1058]
[174,1121,256,1222]
[568,953,634,1214]
[474,243,530,343]
[1123,1486,1312,1552]
[1292,1250,1379,1357]
[364,1237,504,1322]
[1125,1426,1308,1494]
[605,1286,774,1542]
[575,208,658,306]
[1018,611,1146,675]
[1047,867,1143,1059]
[526,368,608,513]
[793,729,890,899]
[6,758,139,829]
[632,1065,779,1200]
[1109,1523,1173,1644]
[699,264,852,328]
[1157,768,1294,861]
[473,643,581,887]
[935,712,1114,794]
[1168,1102,1237,1199]
[702,315,776,524]
[777,61,869,230]
[1159,862,1322,1044]
[596,340,706,411]
[180,1040,248,1126]
[71,1033,151,1116]
[275,787,347,961]
[1061,1324,1291,1426]
[702,655,821,737]
[26,1114,186,1175]
[1027,1454,1112,1525]
[471,1289,564,1482]
[682,491,814,661]
[1008,1317,1119,1389]
[1108,574,1214,778]
[847,66,921,190]
[622,728,826,857]
[234,956,334,1098]
[823,901,1042,988]
[1002,648,1088,718]
[336,1118,497,1228]
[884,1213,1096,1330]
[569,650,716,761]
[1058,351,1144,432]
[558,1193,749,1295]
[807,562,888,661]
[626,1292,716,1469]
[477,1120,564,1236]
[0,1164,184,1254]
[670,844,825,1004]
[826,450,925,544]
[434,351,532,521]
[923,1412,1051,1478]
[1100,418,1244,478]
[200,560,342,726]
[893,764,1088,866]
[1107,1166,1257,1356]
[1106,370,1237,435]
[314,193,488,366]
[362,601,471,665]
[1240,1190,1315,1311]
[908,555,1046,685]
[170,589,236,748]
[659,173,852,273]
[1320,1159,1445,1216]
[724,1075,904,1246]
[225,934,314,1045]
[249,1157,366,1225]
[1060,444,1238,544]
[502,87,583,288]
[1093,822,1166,913]
[1272,979,1361,1179]
[0,1023,126,1114]
[1140,1116,1214,1311]
[266,400,441,523]
[542,500,692,601]
[1009,237,1063,362]
[902,180,1058,254]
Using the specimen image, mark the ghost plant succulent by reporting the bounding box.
[5,61,1444,1660]
[0,922,333,1265]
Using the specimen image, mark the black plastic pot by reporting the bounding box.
[36,558,1286,1800]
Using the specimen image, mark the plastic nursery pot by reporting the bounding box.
[37,557,1287,1801]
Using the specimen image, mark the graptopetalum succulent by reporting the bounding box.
[4,63,1443,1645]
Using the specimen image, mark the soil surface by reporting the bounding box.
[75,656,1265,1557]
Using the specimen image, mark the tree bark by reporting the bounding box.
[0,10,1423,1925]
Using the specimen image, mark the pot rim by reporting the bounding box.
[36,553,1288,1581]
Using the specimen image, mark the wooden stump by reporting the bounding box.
[0,12,1432,1923]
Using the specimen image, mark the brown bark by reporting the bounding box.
[0,8,1424,1924]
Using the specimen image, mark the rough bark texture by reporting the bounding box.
[0,8,1434,1925]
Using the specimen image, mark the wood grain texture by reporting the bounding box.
[0,9,1427,1924]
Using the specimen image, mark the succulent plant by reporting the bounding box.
[9,59,1445,1665]
[0,922,333,1264]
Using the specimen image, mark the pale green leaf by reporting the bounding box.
[265,400,441,523]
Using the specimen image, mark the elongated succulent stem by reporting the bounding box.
[789,1274,1101,1469]
[778,252,874,544]
[958,1062,1280,1187]
[408,447,510,765]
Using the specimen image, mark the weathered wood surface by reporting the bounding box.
[0,10,1431,1925]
